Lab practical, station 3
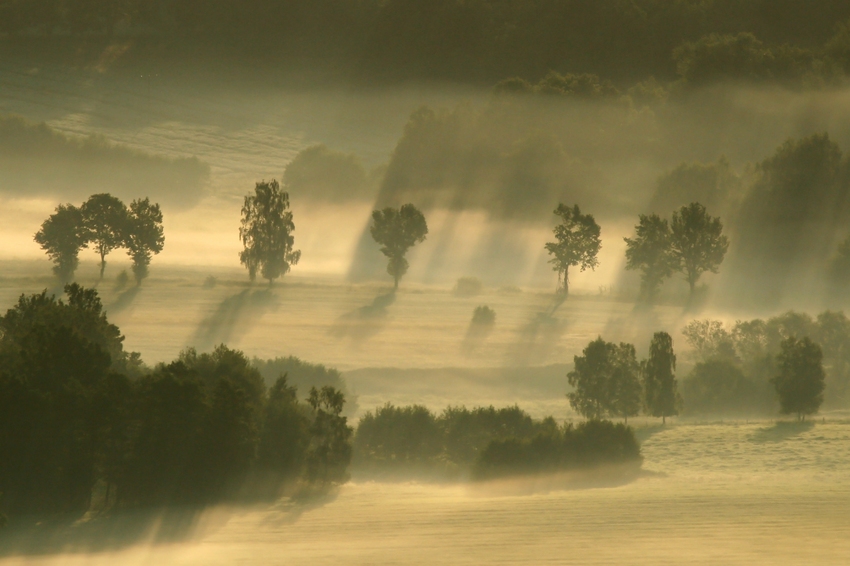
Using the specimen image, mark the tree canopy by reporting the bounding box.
[670,202,729,300]
[643,331,680,424]
[567,337,641,422]
[81,193,129,279]
[370,204,428,289]
[239,180,301,285]
[772,336,825,421]
[124,198,165,284]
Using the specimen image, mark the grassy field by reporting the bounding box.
[1,420,848,565]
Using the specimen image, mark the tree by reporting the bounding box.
[567,338,641,422]
[771,336,825,421]
[370,204,428,289]
[609,343,643,423]
[239,180,301,285]
[124,198,164,285]
[624,214,674,304]
[305,386,353,485]
[643,331,680,424]
[545,204,601,298]
[34,204,86,283]
[669,202,729,301]
[568,338,613,420]
[81,193,129,279]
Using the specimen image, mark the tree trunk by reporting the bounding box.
[394,275,399,290]
[662,414,666,425]
[563,266,570,297]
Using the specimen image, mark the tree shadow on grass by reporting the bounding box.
[192,289,278,350]
[329,291,395,344]
[749,421,814,443]
[0,507,208,557]
[105,286,142,316]
[506,311,569,366]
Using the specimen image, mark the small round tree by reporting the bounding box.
[771,336,825,421]
[81,193,128,280]
[669,202,729,302]
[370,204,428,289]
[124,198,165,285]
[624,214,674,304]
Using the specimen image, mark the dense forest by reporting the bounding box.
[3,1,850,87]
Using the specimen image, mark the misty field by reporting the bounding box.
[1,421,849,565]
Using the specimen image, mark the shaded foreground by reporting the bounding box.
[0,421,848,565]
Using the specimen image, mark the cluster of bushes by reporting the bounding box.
[35,193,164,285]
[353,404,641,481]
[681,312,842,416]
[0,286,352,524]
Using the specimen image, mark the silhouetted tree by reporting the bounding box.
[81,193,128,279]
[545,204,601,298]
[683,359,760,416]
[124,198,164,285]
[370,204,428,289]
[624,214,674,304]
[305,386,353,485]
[771,336,825,421]
[669,202,729,301]
[643,331,680,424]
[239,180,301,285]
[568,338,641,422]
[568,337,615,420]
[609,343,642,424]
[34,204,86,283]
[256,375,309,491]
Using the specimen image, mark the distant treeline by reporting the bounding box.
[0,285,352,524]
[0,116,210,209]
[3,1,850,86]
[353,404,641,481]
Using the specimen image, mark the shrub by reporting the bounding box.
[454,277,484,297]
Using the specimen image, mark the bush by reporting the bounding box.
[682,359,765,416]
[472,420,642,480]
[471,305,495,326]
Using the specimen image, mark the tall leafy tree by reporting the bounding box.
[124,198,164,285]
[545,204,601,298]
[305,386,353,485]
[643,331,680,424]
[370,204,428,289]
[81,193,129,279]
[568,337,613,420]
[609,343,643,423]
[34,204,86,283]
[239,180,301,285]
[771,336,825,421]
[624,214,674,304]
[670,202,729,300]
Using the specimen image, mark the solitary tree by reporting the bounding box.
[624,214,674,304]
[239,180,301,285]
[771,336,825,421]
[81,193,128,279]
[545,204,601,298]
[643,331,680,424]
[370,204,428,289]
[34,204,86,283]
[669,202,729,301]
[124,198,164,285]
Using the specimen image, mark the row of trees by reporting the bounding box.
[35,194,164,285]
[570,325,829,424]
[0,285,352,522]
[681,312,839,417]
[545,201,728,305]
[567,332,680,424]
